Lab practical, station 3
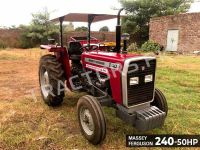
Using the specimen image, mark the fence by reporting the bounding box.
[0,29,21,48]
[0,29,116,48]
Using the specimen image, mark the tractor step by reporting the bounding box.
[116,106,166,132]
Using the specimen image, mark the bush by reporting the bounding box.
[127,42,138,52]
[141,40,161,52]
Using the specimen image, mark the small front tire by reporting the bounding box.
[151,88,168,115]
[77,95,106,145]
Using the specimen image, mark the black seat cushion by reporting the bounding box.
[68,42,82,60]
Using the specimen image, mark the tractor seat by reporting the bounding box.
[68,42,82,60]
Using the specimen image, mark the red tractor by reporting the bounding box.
[39,9,168,145]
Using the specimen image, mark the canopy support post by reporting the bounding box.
[88,15,95,48]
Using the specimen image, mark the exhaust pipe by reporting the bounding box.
[116,8,124,53]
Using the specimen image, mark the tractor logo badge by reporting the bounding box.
[141,66,145,71]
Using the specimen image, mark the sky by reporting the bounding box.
[0,0,200,31]
[0,0,121,31]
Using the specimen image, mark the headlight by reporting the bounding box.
[130,77,139,85]
[145,75,153,83]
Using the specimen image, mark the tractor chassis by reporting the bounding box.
[85,84,166,132]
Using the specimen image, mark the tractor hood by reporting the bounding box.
[82,51,142,65]
[81,51,156,105]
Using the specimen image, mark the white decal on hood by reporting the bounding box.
[86,64,108,73]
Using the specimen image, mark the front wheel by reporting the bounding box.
[77,95,106,145]
[151,88,168,115]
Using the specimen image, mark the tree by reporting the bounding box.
[120,0,192,45]
[75,26,88,32]
[20,8,59,48]
[64,22,74,32]
[99,26,109,32]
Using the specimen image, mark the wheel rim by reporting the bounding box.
[40,67,50,99]
[80,107,94,136]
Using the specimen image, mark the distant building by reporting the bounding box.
[150,13,200,53]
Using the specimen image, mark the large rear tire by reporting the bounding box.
[151,88,168,115]
[39,54,65,106]
[77,95,106,145]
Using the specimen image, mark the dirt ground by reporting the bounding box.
[0,56,38,102]
[0,49,200,150]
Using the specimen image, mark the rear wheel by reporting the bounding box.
[151,88,168,115]
[77,95,106,145]
[39,54,65,106]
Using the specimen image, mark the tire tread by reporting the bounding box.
[39,54,65,106]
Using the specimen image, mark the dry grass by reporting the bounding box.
[0,49,199,150]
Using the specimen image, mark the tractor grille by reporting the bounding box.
[127,59,156,106]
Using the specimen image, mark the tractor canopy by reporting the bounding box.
[50,13,118,23]
[50,11,123,51]
[50,11,125,52]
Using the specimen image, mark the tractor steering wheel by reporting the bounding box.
[80,45,99,52]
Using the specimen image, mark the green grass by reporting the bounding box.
[0,50,199,149]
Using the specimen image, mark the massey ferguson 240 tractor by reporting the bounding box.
[39,9,168,145]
